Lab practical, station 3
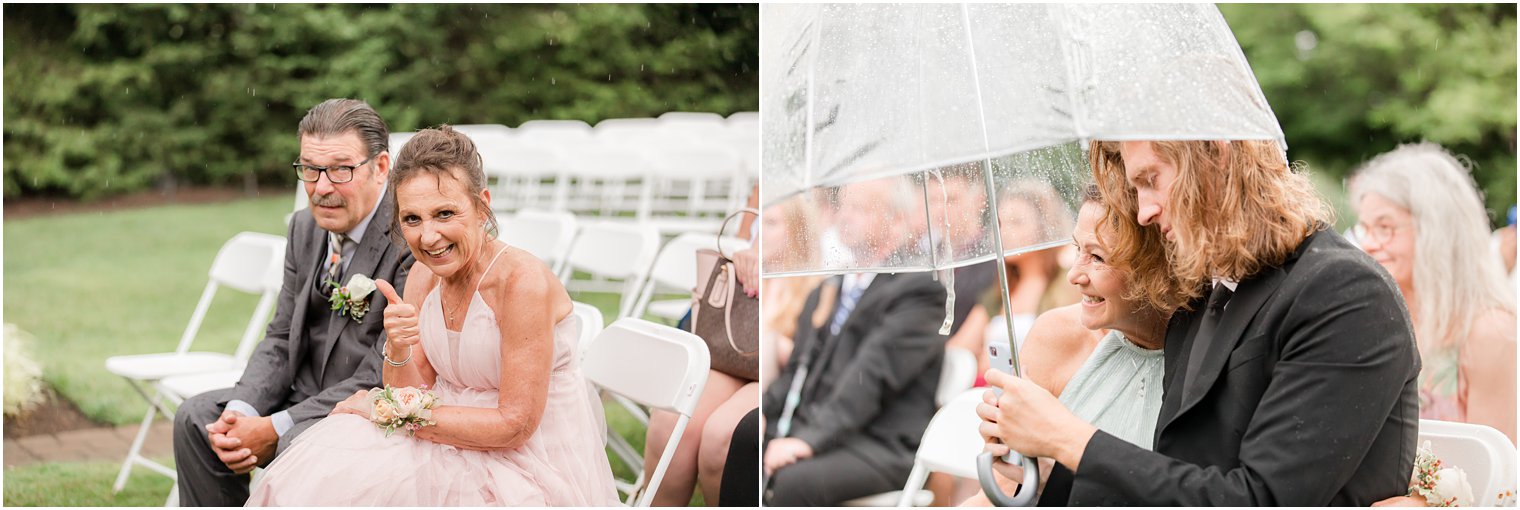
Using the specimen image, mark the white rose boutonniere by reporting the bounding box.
[327,274,377,321]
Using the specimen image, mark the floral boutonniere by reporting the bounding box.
[1408,440,1474,506]
[327,273,377,321]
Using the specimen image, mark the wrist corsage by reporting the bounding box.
[366,385,438,437]
[327,274,377,321]
[1408,440,1475,507]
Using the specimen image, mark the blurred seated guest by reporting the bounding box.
[758,197,825,382]
[947,179,1080,388]
[642,187,762,506]
[762,177,949,506]
[248,125,618,505]
[1349,143,1517,443]
[965,184,1174,505]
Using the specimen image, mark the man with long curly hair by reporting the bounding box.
[979,140,1420,505]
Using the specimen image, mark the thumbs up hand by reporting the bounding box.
[376,279,420,348]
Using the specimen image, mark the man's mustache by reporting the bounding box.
[311,193,345,207]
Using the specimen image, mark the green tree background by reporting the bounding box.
[1223,4,1517,227]
[3,4,758,200]
[5,4,1514,225]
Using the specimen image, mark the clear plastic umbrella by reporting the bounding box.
[760,3,1284,505]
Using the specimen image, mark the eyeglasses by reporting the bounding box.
[1351,222,1405,246]
[292,154,375,184]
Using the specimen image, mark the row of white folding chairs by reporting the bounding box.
[503,209,749,322]
[396,115,757,230]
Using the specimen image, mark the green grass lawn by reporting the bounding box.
[3,458,177,507]
[4,196,701,506]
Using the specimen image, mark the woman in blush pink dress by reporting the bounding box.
[247,125,618,506]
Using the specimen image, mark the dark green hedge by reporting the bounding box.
[3,4,758,200]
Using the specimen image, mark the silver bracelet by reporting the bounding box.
[383,339,413,367]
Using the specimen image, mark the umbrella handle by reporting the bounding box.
[976,450,1040,507]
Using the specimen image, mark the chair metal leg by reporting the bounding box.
[114,381,179,493]
[113,404,159,493]
[165,482,180,507]
[896,464,929,507]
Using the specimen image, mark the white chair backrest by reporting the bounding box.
[571,301,606,360]
[500,209,578,272]
[653,234,748,290]
[915,390,988,479]
[583,318,710,507]
[936,348,978,407]
[559,221,661,316]
[560,221,661,281]
[233,235,288,363]
[178,232,286,356]
[582,318,709,414]
[209,232,286,294]
[450,124,512,139]
[658,111,727,132]
[628,234,748,319]
[516,119,594,146]
[1418,419,1517,505]
[389,132,414,155]
[292,184,309,214]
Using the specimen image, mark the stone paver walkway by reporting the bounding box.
[5,422,174,468]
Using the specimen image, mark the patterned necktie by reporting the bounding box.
[829,275,867,337]
[326,232,348,290]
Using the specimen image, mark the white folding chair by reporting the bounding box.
[1417,419,1518,506]
[563,145,654,219]
[627,233,748,323]
[936,348,979,407]
[104,232,286,492]
[500,209,579,274]
[491,142,573,213]
[893,389,989,506]
[582,318,710,507]
[557,221,661,316]
[641,146,741,235]
[572,301,606,357]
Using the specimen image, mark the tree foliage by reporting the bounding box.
[1222,4,1517,226]
[3,4,758,199]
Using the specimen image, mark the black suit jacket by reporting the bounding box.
[762,272,948,460]
[1061,228,1420,506]
[225,195,414,451]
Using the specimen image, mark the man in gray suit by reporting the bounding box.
[173,98,415,506]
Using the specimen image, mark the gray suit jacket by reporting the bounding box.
[224,195,414,451]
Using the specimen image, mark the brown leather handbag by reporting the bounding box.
[690,208,759,381]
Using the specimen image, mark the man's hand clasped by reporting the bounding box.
[206,410,277,475]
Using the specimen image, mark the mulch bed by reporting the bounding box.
[4,387,107,438]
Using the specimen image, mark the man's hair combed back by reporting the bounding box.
[1090,139,1331,310]
[387,125,497,244]
[298,98,389,158]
